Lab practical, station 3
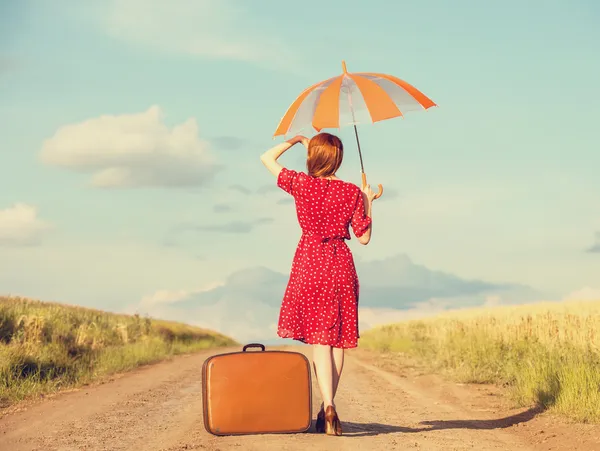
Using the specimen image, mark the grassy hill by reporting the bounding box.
[0,295,238,408]
[361,299,600,423]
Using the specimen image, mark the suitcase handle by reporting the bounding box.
[243,343,265,352]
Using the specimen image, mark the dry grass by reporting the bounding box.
[360,299,600,423]
[0,295,237,408]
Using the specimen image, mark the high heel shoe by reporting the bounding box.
[315,405,326,433]
[324,405,342,436]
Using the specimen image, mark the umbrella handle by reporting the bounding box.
[361,173,383,200]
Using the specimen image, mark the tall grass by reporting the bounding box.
[0,296,237,408]
[360,299,600,423]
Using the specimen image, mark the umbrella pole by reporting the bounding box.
[353,124,366,174]
[343,60,382,199]
[352,124,383,200]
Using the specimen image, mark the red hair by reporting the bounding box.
[306,133,343,178]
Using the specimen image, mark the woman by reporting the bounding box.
[260,132,375,436]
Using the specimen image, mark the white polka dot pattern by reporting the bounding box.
[275,167,372,349]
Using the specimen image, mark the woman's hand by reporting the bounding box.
[300,136,310,149]
[361,184,377,203]
[289,135,310,149]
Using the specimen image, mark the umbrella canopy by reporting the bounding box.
[273,61,436,200]
[274,61,436,138]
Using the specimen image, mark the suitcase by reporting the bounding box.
[202,343,312,436]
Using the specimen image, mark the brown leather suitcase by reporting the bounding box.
[202,343,312,436]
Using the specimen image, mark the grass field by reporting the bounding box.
[361,299,600,423]
[0,295,237,408]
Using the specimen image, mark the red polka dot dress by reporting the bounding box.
[276,167,372,349]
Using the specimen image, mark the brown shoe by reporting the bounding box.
[324,405,342,436]
[315,405,326,433]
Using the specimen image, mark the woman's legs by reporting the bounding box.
[312,345,345,407]
[312,344,334,408]
[332,346,345,402]
[313,344,345,436]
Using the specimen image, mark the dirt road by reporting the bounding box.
[1,346,598,451]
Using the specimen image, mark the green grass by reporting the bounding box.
[0,295,238,408]
[360,299,600,423]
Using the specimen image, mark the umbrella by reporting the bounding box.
[273,61,436,200]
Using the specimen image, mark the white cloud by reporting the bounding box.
[563,287,600,301]
[139,289,191,307]
[483,295,503,307]
[76,0,287,64]
[0,203,51,247]
[139,281,224,307]
[40,105,219,189]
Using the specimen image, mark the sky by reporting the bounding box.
[1,0,599,343]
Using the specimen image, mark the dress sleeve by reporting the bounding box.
[277,167,303,196]
[351,190,372,238]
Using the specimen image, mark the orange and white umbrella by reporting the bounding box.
[273,61,436,199]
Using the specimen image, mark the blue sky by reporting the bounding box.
[1,0,599,341]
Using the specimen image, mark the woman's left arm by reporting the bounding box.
[260,135,309,178]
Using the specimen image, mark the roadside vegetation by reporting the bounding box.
[0,295,237,408]
[361,299,600,423]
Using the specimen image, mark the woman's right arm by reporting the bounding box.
[357,191,373,245]
[260,135,309,178]
[352,184,375,245]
